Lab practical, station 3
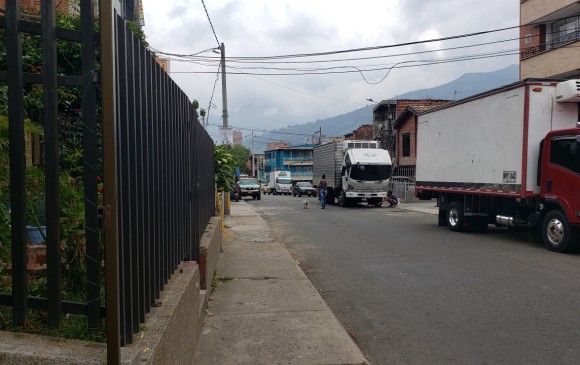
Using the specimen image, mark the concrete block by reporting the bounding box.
[199,216,222,289]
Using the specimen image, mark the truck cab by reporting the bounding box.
[338,148,392,207]
[538,130,580,250]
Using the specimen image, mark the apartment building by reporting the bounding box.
[520,0,580,79]
[264,146,313,183]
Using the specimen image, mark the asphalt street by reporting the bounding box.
[247,194,580,365]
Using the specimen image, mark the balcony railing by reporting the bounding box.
[521,30,580,59]
[283,158,312,165]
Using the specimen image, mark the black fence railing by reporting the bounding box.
[1,0,215,361]
[1,0,101,329]
[110,11,215,347]
[521,29,580,60]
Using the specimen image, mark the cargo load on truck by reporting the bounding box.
[313,140,392,207]
[415,79,580,252]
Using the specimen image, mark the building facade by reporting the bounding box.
[232,130,243,145]
[264,146,314,183]
[520,0,580,79]
[372,99,450,163]
[344,124,374,140]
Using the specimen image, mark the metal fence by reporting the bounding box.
[388,165,417,203]
[1,0,215,362]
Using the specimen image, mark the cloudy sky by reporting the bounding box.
[140,0,520,141]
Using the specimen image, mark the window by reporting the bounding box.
[524,34,532,44]
[402,132,411,157]
[350,164,391,181]
[548,13,580,49]
[550,135,580,174]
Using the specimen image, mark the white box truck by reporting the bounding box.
[267,171,292,195]
[313,140,392,207]
[415,79,580,252]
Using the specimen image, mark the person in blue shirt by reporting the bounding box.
[317,174,328,209]
[386,190,398,207]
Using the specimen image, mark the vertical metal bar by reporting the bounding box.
[153,63,161,299]
[135,36,146,324]
[161,72,168,285]
[126,32,140,333]
[5,0,27,326]
[42,0,62,331]
[140,51,151,314]
[80,0,101,334]
[100,0,121,362]
[116,16,133,346]
[148,56,158,305]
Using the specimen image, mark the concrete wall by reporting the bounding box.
[521,0,578,24]
[0,216,222,365]
[521,43,580,78]
[199,216,222,289]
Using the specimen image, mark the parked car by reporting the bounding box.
[237,177,261,200]
[293,182,317,197]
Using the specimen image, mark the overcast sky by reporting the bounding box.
[140,0,520,141]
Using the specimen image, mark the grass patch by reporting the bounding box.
[0,306,106,342]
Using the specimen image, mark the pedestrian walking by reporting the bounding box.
[318,174,328,209]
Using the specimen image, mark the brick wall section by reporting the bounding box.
[396,114,417,167]
[394,100,451,167]
[520,24,545,60]
[0,0,79,15]
[345,124,374,140]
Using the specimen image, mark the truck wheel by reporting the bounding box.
[438,209,447,227]
[338,191,347,207]
[447,202,464,232]
[541,210,579,253]
[374,200,383,207]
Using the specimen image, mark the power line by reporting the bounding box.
[204,63,221,129]
[201,0,220,47]
[169,49,522,76]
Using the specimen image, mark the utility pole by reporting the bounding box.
[251,131,255,177]
[221,43,230,215]
[220,43,228,129]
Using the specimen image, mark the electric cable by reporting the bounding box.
[201,0,220,47]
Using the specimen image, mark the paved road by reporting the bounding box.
[245,194,580,365]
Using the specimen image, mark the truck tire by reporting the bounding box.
[438,209,447,226]
[541,210,579,253]
[338,191,347,207]
[447,202,464,232]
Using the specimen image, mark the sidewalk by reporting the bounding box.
[194,201,369,365]
[397,200,438,215]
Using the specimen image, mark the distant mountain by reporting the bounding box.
[252,64,519,152]
[394,64,519,100]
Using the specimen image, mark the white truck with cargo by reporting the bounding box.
[313,140,392,207]
[267,171,293,195]
[415,79,580,252]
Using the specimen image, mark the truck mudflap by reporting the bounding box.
[345,191,387,198]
